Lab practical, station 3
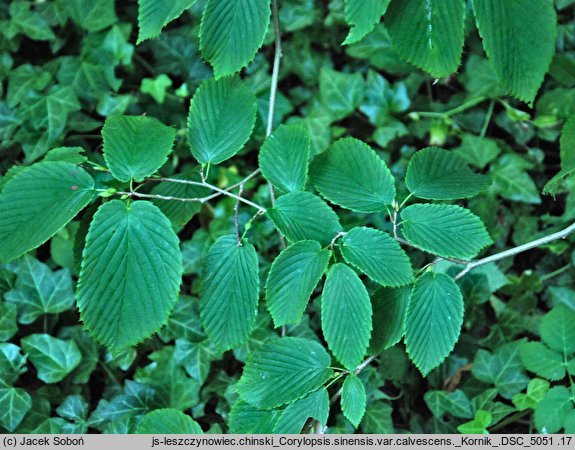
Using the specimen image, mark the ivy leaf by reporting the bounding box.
[0,379,31,432]
[136,409,203,434]
[259,124,310,193]
[385,0,465,77]
[0,301,17,342]
[66,0,118,32]
[341,375,367,428]
[77,200,183,354]
[363,401,394,433]
[321,264,372,371]
[236,337,332,409]
[319,68,366,120]
[405,147,491,200]
[102,115,176,182]
[401,204,492,260]
[404,272,463,376]
[343,0,391,45]
[137,0,198,44]
[513,379,550,411]
[540,304,575,354]
[341,227,413,287]
[519,341,566,381]
[311,138,395,213]
[0,161,95,263]
[268,191,342,246]
[369,286,410,353]
[187,76,257,165]
[200,0,271,78]
[266,241,330,327]
[457,410,492,434]
[535,386,573,433]
[173,338,220,386]
[21,334,82,384]
[0,344,28,385]
[472,0,557,104]
[273,389,329,433]
[4,255,74,325]
[229,401,281,433]
[544,116,575,194]
[200,235,259,351]
[425,389,473,419]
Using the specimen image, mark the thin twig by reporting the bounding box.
[234,183,245,245]
[267,0,282,137]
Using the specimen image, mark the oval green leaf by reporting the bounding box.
[273,389,329,433]
[341,375,367,428]
[369,286,411,353]
[77,200,183,354]
[136,409,203,434]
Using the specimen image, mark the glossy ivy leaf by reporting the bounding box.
[457,410,492,434]
[544,115,575,194]
[512,379,550,411]
[21,334,81,384]
[401,204,492,260]
[200,235,259,350]
[200,0,271,78]
[362,401,394,433]
[321,264,372,371]
[0,302,17,342]
[0,161,94,263]
[404,272,463,376]
[535,386,573,433]
[173,338,220,386]
[341,227,413,287]
[385,0,465,77]
[472,0,557,104]
[369,286,410,353]
[540,304,575,355]
[187,76,257,165]
[343,0,391,45]
[0,379,31,432]
[236,337,332,409]
[273,388,329,433]
[311,138,395,212]
[519,342,565,381]
[136,409,203,434]
[319,68,365,120]
[102,115,176,182]
[66,0,117,32]
[259,124,310,193]
[424,389,473,419]
[0,343,28,385]
[229,401,281,433]
[405,147,491,200]
[267,191,342,246]
[77,200,183,354]
[266,241,330,327]
[341,375,366,428]
[4,255,74,325]
[137,0,198,44]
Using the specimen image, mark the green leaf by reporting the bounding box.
[362,401,394,433]
[259,124,310,193]
[266,241,330,327]
[67,0,118,32]
[321,264,372,371]
[273,389,329,433]
[200,235,259,350]
[519,341,566,381]
[174,339,219,386]
[341,227,413,287]
[0,161,95,263]
[136,409,203,434]
[472,340,529,399]
[77,200,183,354]
[229,401,281,433]
[268,191,342,246]
[137,0,198,44]
[457,410,492,434]
[200,0,271,78]
[6,2,55,41]
[311,138,395,213]
[535,386,573,433]
[472,0,557,103]
[43,147,88,165]
[21,335,81,384]
[0,379,31,432]
[404,272,463,376]
[341,375,367,428]
[319,68,366,120]
[540,304,575,354]
[401,204,492,260]
[140,75,173,104]
[455,135,501,169]
[343,0,391,45]
[425,389,473,419]
[4,255,74,325]
[0,344,28,385]
[187,76,257,165]
[236,337,332,409]
[369,286,410,353]
[0,301,17,342]
[544,116,575,194]
[513,379,550,411]
[56,395,89,424]
[385,0,465,77]
[102,115,176,182]
[405,147,491,200]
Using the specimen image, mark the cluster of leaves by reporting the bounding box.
[0,0,574,435]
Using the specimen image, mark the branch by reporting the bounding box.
[267,0,282,138]
[455,222,575,280]
[234,183,245,245]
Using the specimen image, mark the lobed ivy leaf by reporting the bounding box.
[136,409,203,434]
[457,410,492,434]
[0,379,31,432]
[273,388,329,433]
[512,379,550,411]
[425,389,473,419]
[341,375,367,428]
[0,301,17,342]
